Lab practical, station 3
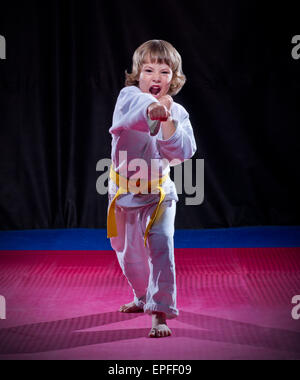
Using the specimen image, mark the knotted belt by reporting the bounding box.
[107,165,169,247]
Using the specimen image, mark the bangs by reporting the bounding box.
[140,42,178,71]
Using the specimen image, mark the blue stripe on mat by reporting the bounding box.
[0,226,300,250]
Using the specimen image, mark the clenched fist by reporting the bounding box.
[147,103,171,122]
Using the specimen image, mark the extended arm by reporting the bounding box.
[109,86,160,135]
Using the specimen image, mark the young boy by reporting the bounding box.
[107,40,197,338]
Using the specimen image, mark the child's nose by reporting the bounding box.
[152,73,161,82]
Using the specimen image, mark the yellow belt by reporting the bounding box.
[107,165,169,247]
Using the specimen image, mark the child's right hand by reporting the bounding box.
[147,103,171,122]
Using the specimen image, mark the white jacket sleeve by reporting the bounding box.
[109,86,159,136]
[156,107,197,164]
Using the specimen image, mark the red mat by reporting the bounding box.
[0,248,300,360]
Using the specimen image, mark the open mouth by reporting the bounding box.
[149,86,161,96]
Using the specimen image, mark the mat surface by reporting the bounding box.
[0,231,300,360]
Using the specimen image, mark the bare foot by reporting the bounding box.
[119,301,144,313]
[149,311,172,338]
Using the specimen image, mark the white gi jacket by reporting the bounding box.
[108,86,197,208]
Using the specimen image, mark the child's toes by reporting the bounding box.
[120,305,128,312]
[149,328,157,338]
[148,326,172,338]
[159,328,171,337]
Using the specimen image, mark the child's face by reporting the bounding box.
[138,57,173,100]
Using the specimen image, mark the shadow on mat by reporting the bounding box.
[0,310,299,354]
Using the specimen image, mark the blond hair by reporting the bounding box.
[125,40,186,96]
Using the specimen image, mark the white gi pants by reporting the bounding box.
[110,199,179,319]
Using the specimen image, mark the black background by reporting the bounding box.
[0,0,299,230]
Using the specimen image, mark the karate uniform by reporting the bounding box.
[108,85,196,319]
